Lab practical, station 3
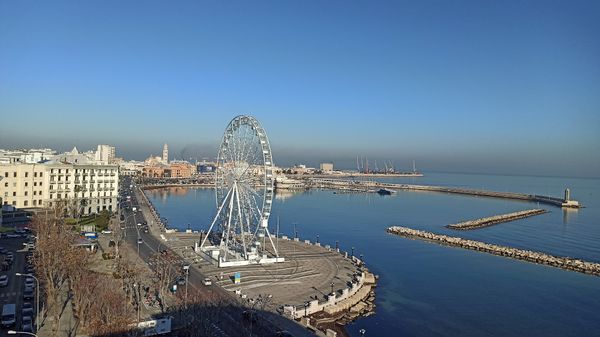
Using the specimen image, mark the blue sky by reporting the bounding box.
[1,1,599,177]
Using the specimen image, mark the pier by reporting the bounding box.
[387,226,600,276]
[446,209,547,230]
[307,178,581,208]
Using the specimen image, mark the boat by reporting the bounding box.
[377,188,395,195]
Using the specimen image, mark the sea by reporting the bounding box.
[146,172,600,337]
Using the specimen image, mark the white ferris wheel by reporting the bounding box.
[200,115,283,266]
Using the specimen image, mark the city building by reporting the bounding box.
[169,161,194,178]
[0,161,119,215]
[162,143,169,164]
[0,148,56,164]
[320,163,334,172]
[94,144,116,164]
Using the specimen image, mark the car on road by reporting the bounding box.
[1,303,16,327]
[176,277,186,286]
[21,302,33,317]
[101,230,113,234]
[203,278,212,286]
[23,287,34,300]
[6,234,20,239]
[0,275,8,287]
[144,226,149,233]
[137,238,143,244]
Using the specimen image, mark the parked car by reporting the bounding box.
[0,275,8,287]
[21,302,33,317]
[101,230,113,234]
[203,278,212,286]
[0,247,7,254]
[23,287,34,300]
[24,277,35,289]
[176,277,186,286]
[21,315,33,332]
[137,238,143,245]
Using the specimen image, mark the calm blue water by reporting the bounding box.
[147,173,600,337]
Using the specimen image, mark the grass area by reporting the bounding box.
[65,211,111,232]
[0,226,16,233]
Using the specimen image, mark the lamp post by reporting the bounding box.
[330,282,334,296]
[16,273,39,333]
[8,331,38,336]
[183,264,190,308]
[304,302,309,323]
[359,328,366,336]
[351,247,355,258]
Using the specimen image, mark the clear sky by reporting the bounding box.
[1,1,599,177]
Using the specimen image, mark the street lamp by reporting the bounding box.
[183,264,190,308]
[330,282,334,296]
[304,301,309,319]
[8,331,38,336]
[351,247,355,258]
[359,328,366,336]
[16,273,39,333]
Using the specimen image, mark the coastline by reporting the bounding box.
[137,183,378,336]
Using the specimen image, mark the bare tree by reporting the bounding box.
[149,251,181,297]
[31,201,80,334]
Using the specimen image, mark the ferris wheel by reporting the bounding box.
[200,115,281,265]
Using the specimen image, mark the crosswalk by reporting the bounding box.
[0,291,19,298]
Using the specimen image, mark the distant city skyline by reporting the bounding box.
[1,1,599,177]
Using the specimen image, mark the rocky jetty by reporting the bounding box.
[447,209,547,230]
[387,226,600,276]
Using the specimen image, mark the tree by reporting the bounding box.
[31,201,81,335]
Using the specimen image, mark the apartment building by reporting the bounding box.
[0,162,119,215]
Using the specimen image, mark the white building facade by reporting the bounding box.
[0,162,119,215]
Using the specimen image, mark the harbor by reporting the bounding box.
[387,226,600,276]
[446,209,547,230]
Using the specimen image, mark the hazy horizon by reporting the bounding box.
[1,1,599,178]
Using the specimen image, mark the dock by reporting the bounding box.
[387,226,600,276]
[446,209,547,230]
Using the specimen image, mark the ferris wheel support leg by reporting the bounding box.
[265,227,279,258]
[201,187,233,249]
[222,182,238,262]
[234,182,248,259]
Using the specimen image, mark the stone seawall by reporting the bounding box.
[446,209,547,230]
[387,226,600,276]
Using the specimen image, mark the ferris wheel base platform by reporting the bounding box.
[218,256,285,268]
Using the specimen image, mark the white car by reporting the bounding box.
[101,230,113,234]
[203,278,212,286]
[0,275,8,287]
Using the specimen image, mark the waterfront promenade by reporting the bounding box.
[387,226,600,276]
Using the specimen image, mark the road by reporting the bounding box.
[0,235,35,336]
[118,176,318,337]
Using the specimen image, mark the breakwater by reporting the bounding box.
[387,226,600,276]
[447,209,547,230]
[307,178,581,208]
